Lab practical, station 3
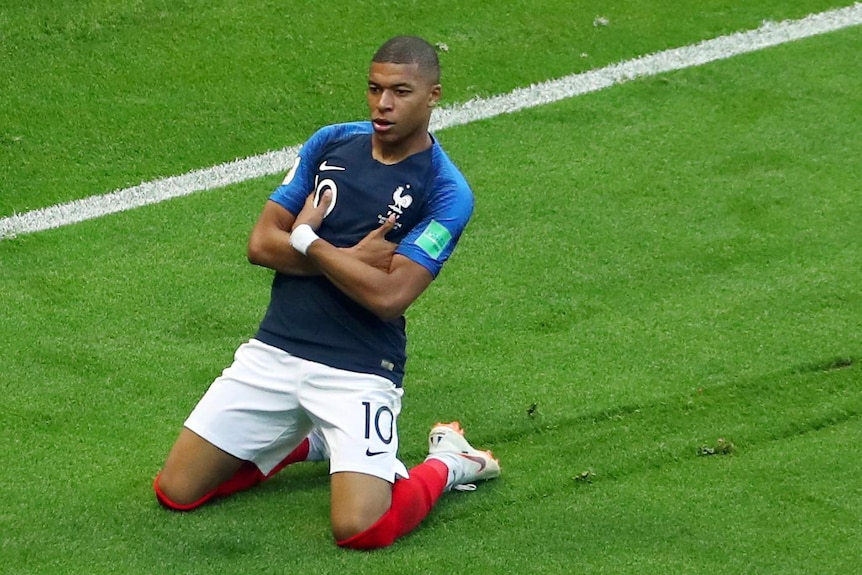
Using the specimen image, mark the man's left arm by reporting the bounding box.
[312,248,433,322]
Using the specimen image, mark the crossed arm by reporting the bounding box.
[247,194,434,321]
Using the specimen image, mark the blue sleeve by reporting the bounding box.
[396,148,474,278]
[269,122,370,215]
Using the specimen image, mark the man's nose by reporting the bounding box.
[378,90,394,109]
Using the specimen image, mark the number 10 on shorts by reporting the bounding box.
[363,401,394,445]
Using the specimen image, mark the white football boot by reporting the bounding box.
[426,421,501,491]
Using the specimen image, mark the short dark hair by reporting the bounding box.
[372,36,440,84]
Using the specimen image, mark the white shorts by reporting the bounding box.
[185,339,408,482]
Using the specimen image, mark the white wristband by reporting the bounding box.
[289,224,320,256]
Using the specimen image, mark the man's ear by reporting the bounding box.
[428,84,442,107]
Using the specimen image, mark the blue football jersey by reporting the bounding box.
[254,122,474,386]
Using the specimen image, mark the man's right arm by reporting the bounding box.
[248,198,399,276]
[247,200,318,276]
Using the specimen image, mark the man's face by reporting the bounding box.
[367,61,441,148]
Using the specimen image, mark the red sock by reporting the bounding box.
[154,438,311,511]
[265,437,311,479]
[337,458,449,550]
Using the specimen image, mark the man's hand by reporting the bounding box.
[292,190,332,232]
[292,190,398,271]
[347,215,398,271]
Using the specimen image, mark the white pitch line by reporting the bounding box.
[2,3,861,240]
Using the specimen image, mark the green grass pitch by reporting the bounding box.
[1,1,860,573]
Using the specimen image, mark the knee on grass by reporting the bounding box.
[331,513,374,543]
[153,472,210,511]
[331,507,394,549]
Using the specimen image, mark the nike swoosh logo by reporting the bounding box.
[319,160,346,172]
[459,453,487,472]
[365,448,386,457]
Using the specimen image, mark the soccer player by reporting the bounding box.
[153,35,500,550]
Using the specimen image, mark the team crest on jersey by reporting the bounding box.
[377,185,413,229]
